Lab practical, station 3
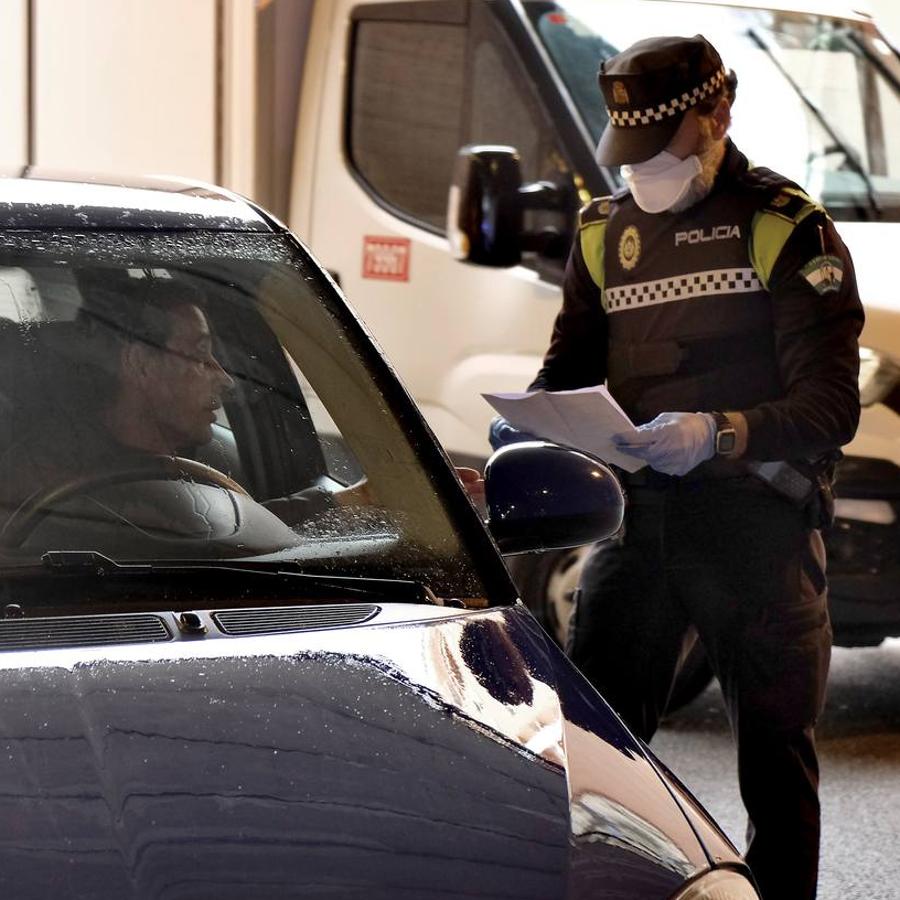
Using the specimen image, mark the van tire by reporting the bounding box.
[505,546,591,648]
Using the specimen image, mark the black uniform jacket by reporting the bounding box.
[531,140,864,463]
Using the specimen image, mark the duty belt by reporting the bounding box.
[615,456,749,488]
[616,456,835,508]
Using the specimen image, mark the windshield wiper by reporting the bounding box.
[19,550,444,607]
[845,30,900,96]
[748,27,883,219]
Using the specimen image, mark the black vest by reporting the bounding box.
[583,146,812,425]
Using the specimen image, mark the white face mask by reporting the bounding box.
[620,150,704,214]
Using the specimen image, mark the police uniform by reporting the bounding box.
[528,36,864,900]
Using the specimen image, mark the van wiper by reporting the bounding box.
[748,27,882,219]
[30,550,442,606]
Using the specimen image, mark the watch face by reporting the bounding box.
[716,430,737,455]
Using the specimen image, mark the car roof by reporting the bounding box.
[0,169,283,233]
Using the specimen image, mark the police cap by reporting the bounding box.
[595,35,727,166]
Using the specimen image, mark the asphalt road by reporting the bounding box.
[654,639,900,899]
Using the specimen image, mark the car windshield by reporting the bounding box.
[527,1,900,221]
[0,228,498,608]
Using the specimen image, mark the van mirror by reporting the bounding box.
[448,145,524,266]
[484,441,624,555]
[448,145,574,268]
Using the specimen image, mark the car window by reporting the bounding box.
[0,230,498,607]
[287,355,365,486]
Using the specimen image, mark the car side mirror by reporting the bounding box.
[484,441,624,554]
[447,145,574,268]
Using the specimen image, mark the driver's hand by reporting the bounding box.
[455,466,485,500]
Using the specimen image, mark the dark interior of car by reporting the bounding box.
[0,264,353,560]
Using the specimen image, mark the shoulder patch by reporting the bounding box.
[800,255,843,295]
[578,195,612,229]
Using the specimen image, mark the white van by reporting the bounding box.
[289,0,899,672]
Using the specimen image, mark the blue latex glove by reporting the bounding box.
[489,415,538,450]
[613,412,716,476]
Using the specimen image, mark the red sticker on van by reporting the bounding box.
[363,236,410,282]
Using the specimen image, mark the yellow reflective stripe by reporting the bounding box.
[749,202,819,289]
[749,211,793,290]
[579,220,606,292]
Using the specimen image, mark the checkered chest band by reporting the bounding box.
[608,67,727,127]
[603,267,762,313]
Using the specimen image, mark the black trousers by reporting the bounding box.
[568,478,831,900]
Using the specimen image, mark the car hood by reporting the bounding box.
[0,603,731,899]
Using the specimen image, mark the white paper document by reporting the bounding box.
[483,385,646,473]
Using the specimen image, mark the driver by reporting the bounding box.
[88,276,234,457]
[0,275,236,526]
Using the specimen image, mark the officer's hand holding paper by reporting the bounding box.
[482,385,647,473]
[612,411,716,476]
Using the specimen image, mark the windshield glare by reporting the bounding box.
[529,1,900,220]
[0,230,490,607]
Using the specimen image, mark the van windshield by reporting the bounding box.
[528,1,900,221]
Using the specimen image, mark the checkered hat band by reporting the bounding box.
[607,67,727,127]
[603,267,762,313]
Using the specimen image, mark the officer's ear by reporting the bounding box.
[708,94,731,141]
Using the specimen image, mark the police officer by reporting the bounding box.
[493,35,863,900]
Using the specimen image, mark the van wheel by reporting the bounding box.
[506,548,715,711]
[506,546,592,648]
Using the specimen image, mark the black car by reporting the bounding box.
[0,173,757,899]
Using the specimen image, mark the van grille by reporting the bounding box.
[0,614,171,651]
[212,604,379,636]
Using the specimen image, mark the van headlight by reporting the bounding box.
[858,347,900,407]
[670,868,759,899]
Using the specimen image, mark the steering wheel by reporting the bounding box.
[0,456,249,549]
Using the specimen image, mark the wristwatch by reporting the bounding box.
[711,411,737,456]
